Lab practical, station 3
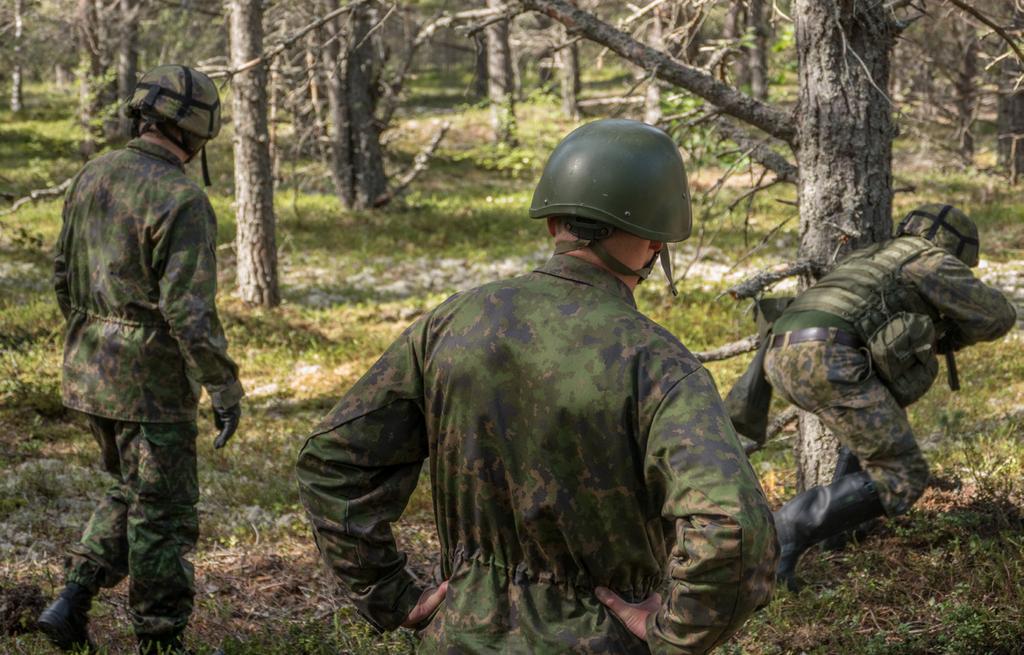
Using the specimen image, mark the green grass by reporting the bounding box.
[2,80,1022,654]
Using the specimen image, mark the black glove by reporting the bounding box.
[213,403,241,449]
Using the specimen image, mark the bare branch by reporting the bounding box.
[693,334,760,363]
[725,260,815,300]
[373,121,451,208]
[210,1,373,80]
[712,117,798,183]
[0,178,72,217]
[946,0,1024,66]
[520,0,797,145]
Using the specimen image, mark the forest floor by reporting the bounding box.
[1,82,1023,655]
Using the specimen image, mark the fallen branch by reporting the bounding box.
[520,0,797,144]
[373,121,451,208]
[725,260,814,300]
[693,334,759,363]
[0,178,72,217]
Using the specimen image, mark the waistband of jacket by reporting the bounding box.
[443,547,662,601]
[70,305,167,328]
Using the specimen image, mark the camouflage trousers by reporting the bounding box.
[67,414,199,639]
[763,341,929,516]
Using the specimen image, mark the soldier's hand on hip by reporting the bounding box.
[401,581,449,629]
[595,586,662,641]
[213,403,242,449]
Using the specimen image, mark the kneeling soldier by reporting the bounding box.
[765,204,1016,589]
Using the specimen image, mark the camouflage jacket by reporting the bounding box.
[53,138,243,423]
[296,254,777,654]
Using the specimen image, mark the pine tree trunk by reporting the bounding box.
[953,26,977,163]
[11,0,24,113]
[643,8,665,125]
[227,0,279,307]
[77,0,105,157]
[793,0,896,490]
[486,0,516,144]
[723,3,749,89]
[557,33,580,120]
[473,33,489,99]
[317,2,355,208]
[997,7,1024,184]
[115,0,139,139]
[347,4,388,208]
[748,0,769,101]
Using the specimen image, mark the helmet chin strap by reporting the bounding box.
[554,238,678,296]
[153,123,212,187]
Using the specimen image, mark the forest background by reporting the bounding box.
[1,0,1023,653]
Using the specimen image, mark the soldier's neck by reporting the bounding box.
[562,250,640,291]
[139,131,189,164]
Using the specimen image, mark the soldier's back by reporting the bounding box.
[415,254,702,653]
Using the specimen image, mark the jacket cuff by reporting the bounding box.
[355,567,424,632]
[208,378,245,409]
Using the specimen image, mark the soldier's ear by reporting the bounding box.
[546,217,560,237]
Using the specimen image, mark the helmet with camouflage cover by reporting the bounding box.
[127,65,221,185]
[529,119,692,294]
[895,204,979,267]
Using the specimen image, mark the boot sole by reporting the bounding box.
[37,610,95,653]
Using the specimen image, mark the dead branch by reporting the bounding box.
[725,260,815,300]
[577,95,645,110]
[766,407,800,440]
[712,117,799,183]
[211,1,372,80]
[0,178,72,217]
[373,121,451,208]
[520,0,797,145]
[946,0,1024,67]
[693,334,760,363]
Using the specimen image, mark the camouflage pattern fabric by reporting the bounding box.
[53,138,243,423]
[67,414,199,640]
[763,342,928,515]
[765,241,1016,516]
[296,254,777,654]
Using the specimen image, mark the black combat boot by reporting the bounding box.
[773,471,886,591]
[821,447,866,551]
[37,582,97,652]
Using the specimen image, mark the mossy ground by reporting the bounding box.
[1,80,1022,654]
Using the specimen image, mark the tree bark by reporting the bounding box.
[643,8,664,125]
[792,0,896,490]
[115,0,139,139]
[486,0,517,144]
[473,33,489,99]
[748,0,769,101]
[77,0,106,157]
[557,34,581,120]
[723,2,749,89]
[227,0,280,307]
[953,24,978,163]
[11,0,24,113]
[317,2,355,207]
[347,4,388,207]
[997,6,1024,184]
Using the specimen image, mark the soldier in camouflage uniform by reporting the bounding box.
[38,66,244,655]
[764,204,1016,589]
[296,120,778,654]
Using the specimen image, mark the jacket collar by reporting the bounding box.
[126,138,185,170]
[534,253,637,308]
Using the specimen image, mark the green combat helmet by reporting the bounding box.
[895,203,979,267]
[529,119,692,295]
[126,65,221,186]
